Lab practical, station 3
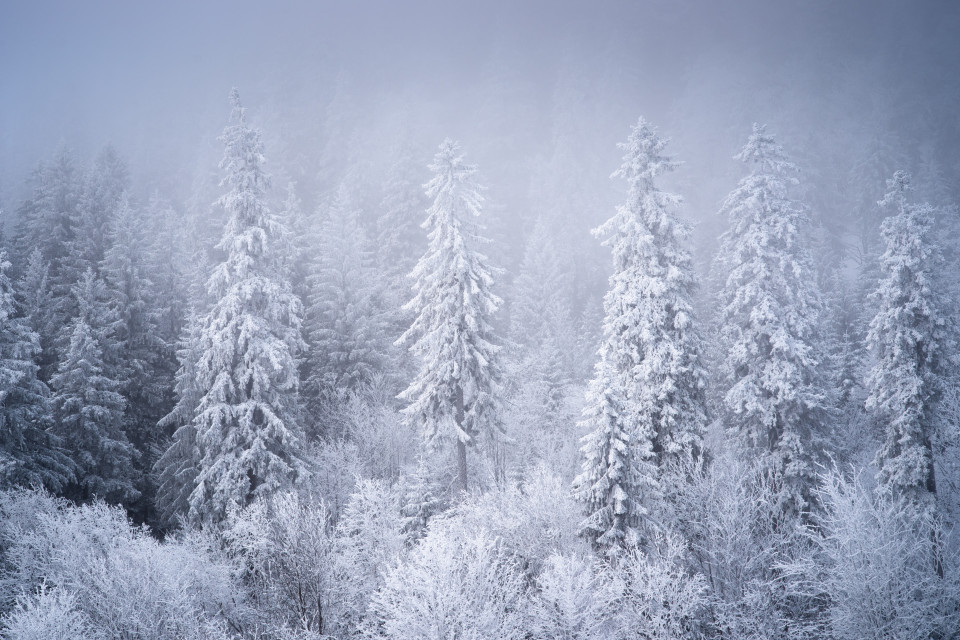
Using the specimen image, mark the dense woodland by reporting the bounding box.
[2,3,960,638]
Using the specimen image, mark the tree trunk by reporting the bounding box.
[456,385,468,493]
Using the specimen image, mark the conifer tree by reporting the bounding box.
[510,216,571,348]
[154,310,205,525]
[377,145,429,303]
[866,171,948,510]
[50,269,137,504]
[715,123,828,516]
[0,252,72,492]
[68,145,130,277]
[397,139,503,493]
[303,183,386,418]
[17,248,60,383]
[186,89,307,523]
[573,118,706,554]
[102,195,170,519]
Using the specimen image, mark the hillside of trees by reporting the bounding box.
[3,3,960,635]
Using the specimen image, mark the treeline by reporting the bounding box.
[1,90,959,639]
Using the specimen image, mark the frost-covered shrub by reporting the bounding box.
[365,521,528,640]
[786,469,960,640]
[666,455,815,639]
[449,465,586,574]
[613,537,710,640]
[0,585,96,640]
[222,492,338,638]
[529,553,616,640]
[0,488,236,640]
[333,478,405,635]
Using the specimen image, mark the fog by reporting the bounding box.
[4,1,957,252]
[4,3,960,637]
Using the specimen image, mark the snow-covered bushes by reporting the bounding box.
[222,492,337,638]
[529,553,616,639]
[0,488,237,640]
[665,455,816,639]
[450,465,586,573]
[1,585,95,640]
[614,538,710,640]
[365,523,528,640]
[787,469,960,639]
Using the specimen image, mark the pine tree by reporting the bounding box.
[866,171,948,511]
[14,147,79,276]
[50,269,137,504]
[510,216,572,348]
[186,89,307,523]
[715,123,828,516]
[397,139,503,493]
[377,145,429,302]
[303,183,386,419]
[102,195,170,520]
[68,145,130,277]
[573,364,646,554]
[572,118,706,554]
[0,251,72,492]
[153,310,205,525]
[16,248,61,383]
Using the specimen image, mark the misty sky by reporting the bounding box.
[2,0,958,246]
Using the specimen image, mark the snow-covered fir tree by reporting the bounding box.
[510,215,572,349]
[102,195,170,520]
[0,252,72,492]
[303,182,386,424]
[185,89,307,524]
[866,170,949,511]
[16,248,60,383]
[573,117,706,555]
[153,310,205,526]
[397,138,503,493]
[67,145,130,277]
[377,143,429,302]
[715,123,829,516]
[572,362,646,554]
[50,268,137,504]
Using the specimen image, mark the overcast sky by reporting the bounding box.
[2,0,958,226]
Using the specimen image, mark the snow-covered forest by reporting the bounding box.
[2,1,960,638]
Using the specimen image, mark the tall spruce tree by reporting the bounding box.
[715,123,828,516]
[17,248,60,383]
[303,183,386,419]
[185,89,307,524]
[0,252,72,492]
[397,139,503,493]
[102,195,170,520]
[866,171,948,511]
[50,269,137,504]
[572,118,706,555]
[154,310,205,525]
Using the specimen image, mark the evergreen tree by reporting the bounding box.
[572,363,646,555]
[186,89,307,524]
[397,139,503,493]
[303,183,386,420]
[510,216,572,349]
[377,145,429,304]
[154,310,205,526]
[102,195,170,520]
[866,171,948,510]
[715,123,829,516]
[572,118,706,554]
[14,147,80,277]
[0,252,72,492]
[50,269,137,504]
[16,248,61,383]
[67,145,130,277]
